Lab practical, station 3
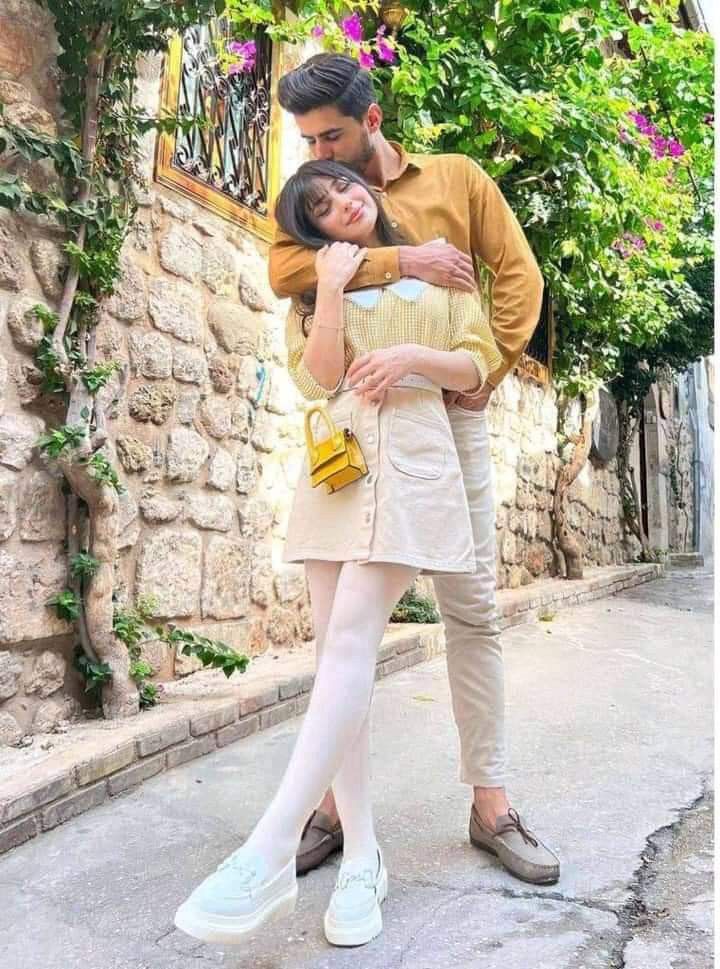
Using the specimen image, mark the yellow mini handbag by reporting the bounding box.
[304,404,368,494]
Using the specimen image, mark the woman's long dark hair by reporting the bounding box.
[274,160,403,331]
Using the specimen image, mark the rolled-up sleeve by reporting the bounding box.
[285,307,349,401]
[448,289,504,389]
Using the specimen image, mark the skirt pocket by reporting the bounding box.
[388,410,446,480]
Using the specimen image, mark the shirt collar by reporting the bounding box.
[387,142,425,181]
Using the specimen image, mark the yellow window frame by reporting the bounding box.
[155,29,284,243]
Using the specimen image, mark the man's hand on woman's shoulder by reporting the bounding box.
[399,240,475,292]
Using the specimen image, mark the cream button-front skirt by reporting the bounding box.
[284,377,475,574]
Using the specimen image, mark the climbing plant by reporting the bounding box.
[0,0,249,719]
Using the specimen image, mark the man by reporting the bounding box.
[269,52,559,886]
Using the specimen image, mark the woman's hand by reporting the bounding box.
[315,242,367,292]
[346,345,419,404]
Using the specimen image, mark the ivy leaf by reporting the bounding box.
[482,20,498,54]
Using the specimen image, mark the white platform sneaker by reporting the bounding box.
[324,848,388,947]
[174,848,297,945]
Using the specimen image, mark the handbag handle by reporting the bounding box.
[305,404,345,466]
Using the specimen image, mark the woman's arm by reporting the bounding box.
[300,282,347,392]
[346,343,480,404]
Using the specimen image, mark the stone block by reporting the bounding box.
[75,742,136,787]
[19,470,66,542]
[266,606,296,647]
[235,443,257,495]
[41,783,107,831]
[238,686,279,717]
[251,409,276,453]
[106,259,147,321]
[238,498,273,540]
[266,367,298,416]
[208,355,233,394]
[0,816,38,855]
[274,566,306,604]
[279,677,303,700]
[199,396,232,439]
[189,703,238,737]
[166,427,209,482]
[159,225,202,281]
[236,356,261,399]
[250,546,273,607]
[132,332,172,379]
[0,352,7,417]
[176,387,201,424]
[128,383,176,425]
[158,195,192,221]
[0,771,75,824]
[208,299,261,354]
[139,493,181,524]
[201,240,237,295]
[136,719,189,757]
[117,435,153,474]
[207,447,235,492]
[136,530,202,618]
[165,734,216,769]
[229,399,251,441]
[7,296,46,351]
[201,535,251,620]
[26,650,66,699]
[0,21,32,80]
[297,605,314,641]
[217,715,260,747]
[0,547,71,645]
[32,699,68,734]
[108,755,165,796]
[148,278,203,344]
[4,99,56,136]
[0,223,27,292]
[29,239,66,300]
[259,699,297,729]
[173,345,208,385]
[0,711,22,746]
[117,489,140,551]
[0,470,17,540]
[186,494,234,531]
[0,650,22,700]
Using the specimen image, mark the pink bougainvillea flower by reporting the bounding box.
[646,219,666,232]
[704,113,714,126]
[312,25,325,38]
[667,138,686,158]
[227,39,257,74]
[377,36,397,63]
[618,127,632,143]
[358,47,375,69]
[341,13,363,43]
[650,134,668,158]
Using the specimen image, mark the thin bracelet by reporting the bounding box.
[315,324,345,332]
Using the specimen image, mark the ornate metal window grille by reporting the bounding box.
[156,21,281,241]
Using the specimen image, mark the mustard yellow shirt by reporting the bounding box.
[286,280,503,402]
[270,145,543,386]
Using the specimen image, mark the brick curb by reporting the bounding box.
[0,562,662,857]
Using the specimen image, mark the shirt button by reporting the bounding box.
[384,272,392,280]
[366,474,373,485]
[364,512,372,524]
[391,221,398,228]
[367,434,375,444]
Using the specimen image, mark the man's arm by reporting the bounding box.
[269,227,400,298]
[465,159,544,387]
[269,227,477,299]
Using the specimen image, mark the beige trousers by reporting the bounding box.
[433,407,506,787]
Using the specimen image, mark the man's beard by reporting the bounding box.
[344,130,375,174]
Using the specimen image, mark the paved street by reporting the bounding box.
[0,568,713,969]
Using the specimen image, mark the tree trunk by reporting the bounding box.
[553,390,599,580]
[617,401,651,559]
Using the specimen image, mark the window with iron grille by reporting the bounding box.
[156,20,281,242]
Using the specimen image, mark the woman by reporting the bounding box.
[175,161,502,949]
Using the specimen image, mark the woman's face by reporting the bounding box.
[306,176,379,246]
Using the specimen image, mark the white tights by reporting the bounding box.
[243,560,418,872]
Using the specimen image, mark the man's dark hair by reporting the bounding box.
[277,53,376,120]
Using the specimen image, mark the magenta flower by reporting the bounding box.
[227,39,257,74]
[341,13,363,43]
[646,219,665,232]
[650,134,668,158]
[667,139,686,158]
[358,48,375,69]
[704,113,714,126]
[312,25,325,38]
[377,36,396,63]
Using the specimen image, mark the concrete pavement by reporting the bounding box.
[0,568,713,969]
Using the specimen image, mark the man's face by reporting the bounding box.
[295,104,376,173]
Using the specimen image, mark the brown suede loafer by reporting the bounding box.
[469,806,560,885]
[296,810,344,876]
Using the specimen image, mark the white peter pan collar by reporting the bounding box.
[344,277,430,309]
